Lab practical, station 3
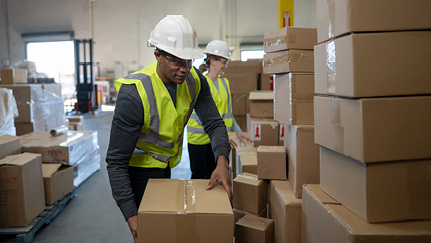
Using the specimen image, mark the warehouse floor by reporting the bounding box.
[2,108,192,243]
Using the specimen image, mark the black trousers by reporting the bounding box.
[188,143,216,179]
[128,166,171,208]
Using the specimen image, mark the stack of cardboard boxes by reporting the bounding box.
[302,1,431,242]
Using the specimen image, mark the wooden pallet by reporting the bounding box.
[0,189,76,243]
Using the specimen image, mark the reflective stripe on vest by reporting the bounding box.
[115,62,200,168]
[187,77,233,145]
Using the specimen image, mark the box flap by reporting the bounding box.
[240,154,257,166]
[0,153,41,166]
[249,90,274,101]
[234,173,262,186]
[304,184,338,204]
[42,163,62,177]
[0,134,21,144]
[186,180,232,214]
[257,146,285,153]
[237,214,273,231]
[271,180,302,205]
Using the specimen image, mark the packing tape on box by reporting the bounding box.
[175,180,198,242]
[264,35,297,47]
[330,97,344,153]
[263,53,309,67]
[50,125,68,136]
[327,0,336,39]
[326,41,337,94]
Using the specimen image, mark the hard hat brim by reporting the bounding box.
[204,51,231,61]
[153,45,204,60]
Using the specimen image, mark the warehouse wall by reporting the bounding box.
[0,0,316,79]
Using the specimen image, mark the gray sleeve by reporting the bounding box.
[193,68,231,161]
[231,117,242,133]
[106,84,142,220]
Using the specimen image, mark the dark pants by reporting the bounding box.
[188,143,216,179]
[128,166,171,208]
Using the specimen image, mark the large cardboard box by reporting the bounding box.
[223,60,263,74]
[42,163,74,205]
[315,0,431,43]
[20,131,99,165]
[0,153,45,228]
[222,73,258,94]
[249,91,274,118]
[232,93,249,116]
[248,117,279,147]
[264,27,317,53]
[138,179,233,243]
[274,73,314,125]
[301,184,431,243]
[1,68,28,84]
[233,173,268,214]
[235,214,274,243]
[0,134,21,159]
[285,125,319,198]
[257,146,287,180]
[314,31,431,98]
[314,95,431,163]
[269,180,302,243]
[263,50,314,74]
[320,147,431,223]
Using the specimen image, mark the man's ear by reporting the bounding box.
[154,51,161,62]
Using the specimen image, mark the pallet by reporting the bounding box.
[0,188,76,243]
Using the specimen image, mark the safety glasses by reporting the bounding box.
[159,50,193,67]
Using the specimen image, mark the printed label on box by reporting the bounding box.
[279,124,285,141]
[253,124,261,141]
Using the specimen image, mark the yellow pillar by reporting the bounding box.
[278,0,294,28]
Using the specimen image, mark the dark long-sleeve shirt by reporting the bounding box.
[106,67,231,220]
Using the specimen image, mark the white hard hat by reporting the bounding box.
[148,15,204,60]
[204,40,231,60]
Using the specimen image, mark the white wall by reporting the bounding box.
[0,0,316,79]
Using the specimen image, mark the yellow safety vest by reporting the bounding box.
[187,76,233,145]
[115,62,201,168]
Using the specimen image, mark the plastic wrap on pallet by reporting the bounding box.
[20,131,99,165]
[0,88,19,136]
[73,149,101,187]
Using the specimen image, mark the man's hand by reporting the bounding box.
[228,137,237,148]
[127,215,138,243]
[207,155,233,202]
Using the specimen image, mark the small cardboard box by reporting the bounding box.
[1,68,28,84]
[233,173,268,214]
[222,73,258,94]
[138,179,234,243]
[314,95,431,163]
[0,134,21,159]
[249,91,274,118]
[233,206,268,224]
[235,214,274,243]
[269,180,302,243]
[263,50,314,74]
[257,146,287,180]
[315,0,431,43]
[301,184,431,243]
[274,73,314,125]
[285,125,319,198]
[248,117,279,147]
[264,27,317,53]
[0,153,45,228]
[235,147,257,176]
[320,147,431,223]
[42,163,74,205]
[314,31,431,98]
[20,131,99,165]
[239,153,257,175]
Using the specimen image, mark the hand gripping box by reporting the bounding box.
[138,179,234,243]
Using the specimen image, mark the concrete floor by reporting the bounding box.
[2,107,192,243]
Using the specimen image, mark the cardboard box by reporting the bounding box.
[263,50,314,74]
[315,0,431,43]
[20,131,99,165]
[285,125,319,198]
[233,173,268,214]
[233,206,268,224]
[42,163,74,205]
[235,214,274,243]
[320,147,431,223]
[257,146,287,180]
[274,73,314,125]
[0,153,45,228]
[269,180,302,243]
[314,95,431,163]
[1,68,28,84]
[138,179,233,243]
[239,154,257,175]
[314,32,431,98]
[264,27,317,53]
[222,73,258,94]
[248,117,279,147]
[0,135,21,159]
[260,74,272,90]
[301,184,431,243]
[249,91,274,118]
[223,60,263,74]
[232,93,249,116]
[235,147,257,176]
[278,123,285,146]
